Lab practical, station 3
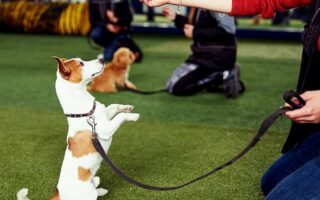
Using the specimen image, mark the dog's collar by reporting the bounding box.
[64,100,96,118]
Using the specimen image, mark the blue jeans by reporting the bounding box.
[90,25,126,60]
[261,131,320,200]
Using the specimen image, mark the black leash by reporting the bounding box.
[125,87,168,95]
[89,90,305,191]
[124,83,167,95]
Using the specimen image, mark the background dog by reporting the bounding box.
[17,57,139,200]
[88,47,136,93]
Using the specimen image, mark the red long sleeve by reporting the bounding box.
[230,0,311,18]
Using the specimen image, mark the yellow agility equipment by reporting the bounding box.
[0,1,91,35]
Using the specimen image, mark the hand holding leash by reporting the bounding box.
[283,90,306,110]
[285,90,320,124]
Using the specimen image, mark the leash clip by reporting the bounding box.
[283,90,306,110]
[87,115,98,139]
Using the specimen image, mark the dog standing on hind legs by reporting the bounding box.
[17,56,139,200]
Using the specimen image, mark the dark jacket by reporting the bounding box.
[282,0,320,153]
[174,10,237,70]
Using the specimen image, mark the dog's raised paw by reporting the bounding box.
[127,113,140,122]
[118,105,134,113]
[97,188,108,196]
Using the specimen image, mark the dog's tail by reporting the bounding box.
[17,188,29,200]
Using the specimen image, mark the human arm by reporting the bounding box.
[141,0,311,18]
[162,7,188,29]
[89,0,106,27]
[162,6,193,38]
[106,10,133,27]
[182,24,193,38]
[286,91,320,124]
[105,3,133,33]
[142,0,232,13]
[110,0,133,26]
[106,24,121,33]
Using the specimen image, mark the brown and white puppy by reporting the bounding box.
[17,57,139,200]
[88,47,136,93]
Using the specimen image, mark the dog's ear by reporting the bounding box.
[112,52,122,66]
[52,56,71,79]
[129,52,136,62]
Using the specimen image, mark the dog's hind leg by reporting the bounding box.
[17,188,29,200]
[92,176,100,187]
[92,177,108,197]
[97,188,108,196]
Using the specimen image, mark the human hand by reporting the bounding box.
[183,24,194,38]
[285,91,320,123]
[140,0,170,7]
[162,6,176,20]
[106,10,118,23]
[106,24,121,33]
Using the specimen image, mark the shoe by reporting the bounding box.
[222,64,245,98]
[206,73,224,93]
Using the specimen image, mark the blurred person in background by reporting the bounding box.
[164,7,245,98]
[89,0,143,62]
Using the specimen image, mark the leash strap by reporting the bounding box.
[124,84,167,95]
[91,106,291,191]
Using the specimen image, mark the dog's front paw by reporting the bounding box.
[127,113,140,122]
[97,188,108,196]
[118,105,134,113]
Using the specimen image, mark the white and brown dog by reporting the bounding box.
[17,57,139,200]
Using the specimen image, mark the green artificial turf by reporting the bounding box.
[0,33,302,199]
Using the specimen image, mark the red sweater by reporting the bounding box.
[230,0,320,51]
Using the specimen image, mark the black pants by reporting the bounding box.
[167,62,223,96]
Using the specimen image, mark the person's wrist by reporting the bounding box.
[168,0,180,6]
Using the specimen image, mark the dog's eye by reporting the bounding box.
[79,61,84,66]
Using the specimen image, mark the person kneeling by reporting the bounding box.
[164,7,245,98]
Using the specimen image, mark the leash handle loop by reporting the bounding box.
[283,90,306,110]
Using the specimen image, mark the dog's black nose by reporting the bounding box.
[98,58,104,64]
